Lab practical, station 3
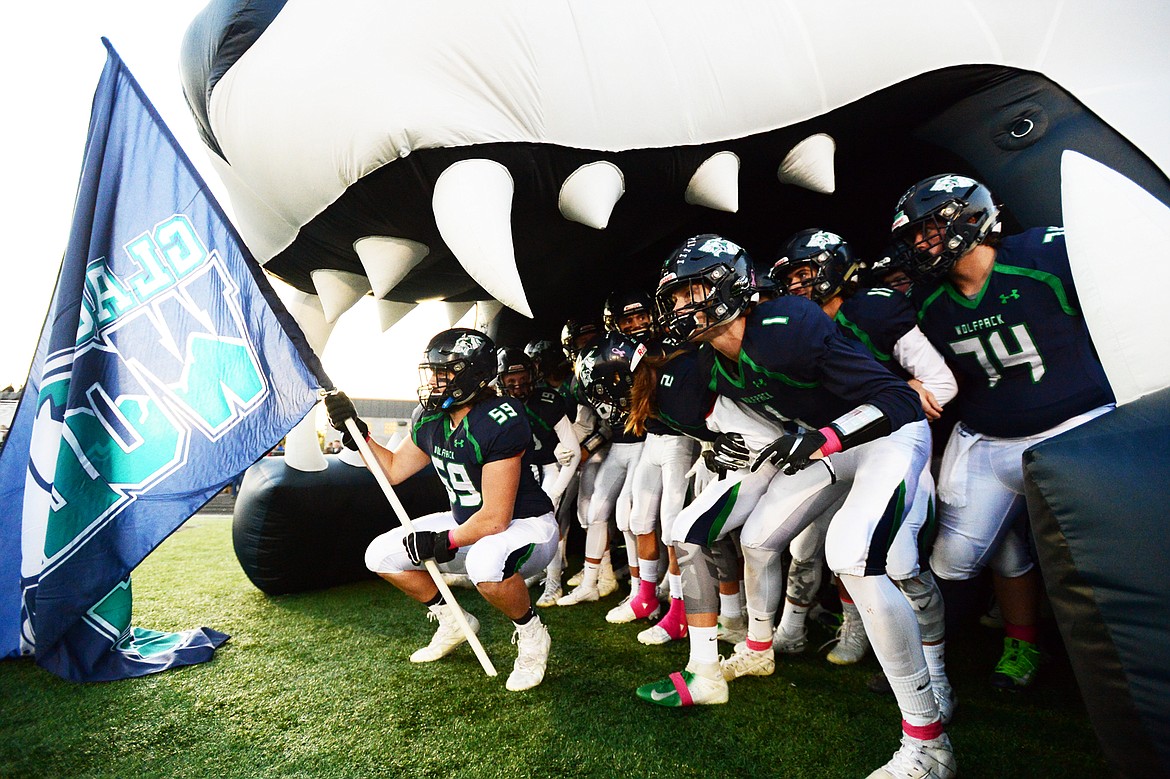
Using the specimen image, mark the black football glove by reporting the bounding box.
[710,432,751,471]
[324,391,369,450]
[403,529,457,566]
[750,430,828,475]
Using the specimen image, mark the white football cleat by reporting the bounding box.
[506,619,551,692]
[410,605,480,663]
[535,577,562,608]
[556,583,600,606]
[566,569,584,587]
[772,626,808,655]
[720,642,775,681]
[716,614,748,645]
[826,610,870,665]
[933,681,957,725]
[606,593,661,624]
[866,732,956,779]
[598,571,619,598]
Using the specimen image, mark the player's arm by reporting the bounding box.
[324,391,428,484]
[546,416,581,507]
[365,435,431,485]
[892,325,958,420]
[449,453,522,547]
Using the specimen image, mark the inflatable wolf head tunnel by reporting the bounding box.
[182,2,1170,774]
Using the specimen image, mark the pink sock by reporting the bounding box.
[657,598,688,639]
[746,638,771,652]
[1004,622,1037,644]
[637,578,658,605]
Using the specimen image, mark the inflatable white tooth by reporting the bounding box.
[432,159,533,318]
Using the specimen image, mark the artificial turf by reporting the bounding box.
[0,515,1107,778]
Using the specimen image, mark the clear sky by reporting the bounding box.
[0,2,455,400]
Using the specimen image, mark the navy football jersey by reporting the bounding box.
[835,288,918,380]
[705,297,923,431]
[411,397,553,523]
[654,348,718,442]
[522,388,568,467]
[911,227,1114,437]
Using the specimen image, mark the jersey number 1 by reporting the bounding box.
[950,323,1045,388]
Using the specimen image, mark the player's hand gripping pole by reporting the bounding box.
[344,417,498,677]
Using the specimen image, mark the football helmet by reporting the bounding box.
[417,328,497,411]
[560,318,604,361]
[603,289,658,341]
[496,347,537,401]
[523,338,567,382]
[768,229,860,303]
[889,173,1000,280]
[655,234,755,341]
[575,332,647,426]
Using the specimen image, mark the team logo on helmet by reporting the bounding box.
[698,238,741,258]
[929,175,977,193]
[804,231,841,250]
[453,333,485,353]
[578,351,597,386]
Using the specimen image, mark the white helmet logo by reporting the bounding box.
[578,352,597,386]
[804,231,840,250]
[453,333,484,353]
[929,175,976,193]
[698,238,741,258]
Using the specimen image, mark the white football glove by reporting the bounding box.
[554,443,576,467]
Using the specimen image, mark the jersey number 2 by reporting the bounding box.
[950,323,1045,388]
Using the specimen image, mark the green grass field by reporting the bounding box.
[0,515,1107,778]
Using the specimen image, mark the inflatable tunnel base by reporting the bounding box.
[232,456,448,596]
[1024,388,1170,779]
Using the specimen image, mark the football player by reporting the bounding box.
[324,328,558,692]
[771,228,958,720]
[640,235,953,779]
[497,346,582,606]
[557,332,647,608]
[889,174,1115,692]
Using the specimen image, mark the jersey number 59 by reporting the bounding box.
[431,457,483,508]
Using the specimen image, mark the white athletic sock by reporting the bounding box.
[629,576,641,592]
[777,598,809,637]
[639,557,659,585]
[746,607,775,644]
[688,625,719,667]
[887,667,939,727]
[581,560,600,589]
[669,573,683,599]
[719,592,740,619]
[924,641,949,685]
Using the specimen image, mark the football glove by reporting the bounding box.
[710,432,751,471]
[403,529,457,566]
[324,391,369,450]
[750,430,828,475]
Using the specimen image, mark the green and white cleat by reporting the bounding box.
[636,662,728,707]
[990,637,1041,690]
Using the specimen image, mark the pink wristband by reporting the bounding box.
[817,426,843,456]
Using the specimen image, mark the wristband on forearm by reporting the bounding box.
[820,403,891,454]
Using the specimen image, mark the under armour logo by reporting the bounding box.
[999,289,1020,304]
[455,439,465,447]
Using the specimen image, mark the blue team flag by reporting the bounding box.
[0,40,329,681]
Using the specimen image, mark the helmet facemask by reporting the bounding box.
[655,264,747,342]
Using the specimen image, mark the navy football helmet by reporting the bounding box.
[655,234,755,341]
[523,338,567,382]
[418,328,497,411]
[603,289,658,341]
[496,346,536,400]
[769,228,860,303]
[575,332,647,426]
[889,174,1000,280]
[560,318,604,361]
